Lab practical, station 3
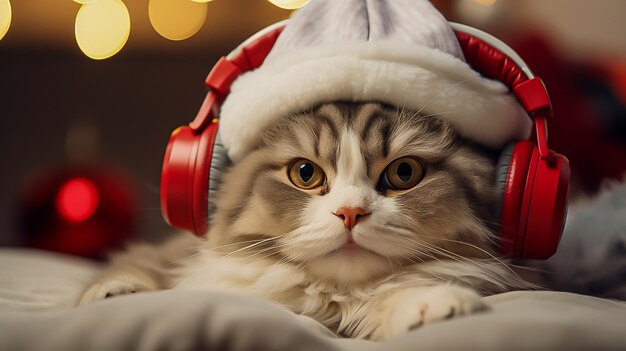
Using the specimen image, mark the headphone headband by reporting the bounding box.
[226,20,288,62]
[449,23,534,79]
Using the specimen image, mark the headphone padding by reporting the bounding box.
[207,130,231,228]
[498,140,534,257]
[494,143,516,224]
[455,30,526,92]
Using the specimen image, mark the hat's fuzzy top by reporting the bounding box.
[219,0,531,162]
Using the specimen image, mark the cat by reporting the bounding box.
[79,102,529,340]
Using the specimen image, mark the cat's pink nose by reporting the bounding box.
[333,207,368,231]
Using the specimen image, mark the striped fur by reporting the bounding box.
[81,102,531,340]
[173,103,530,339]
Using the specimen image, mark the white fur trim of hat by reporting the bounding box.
[220,0,531,162]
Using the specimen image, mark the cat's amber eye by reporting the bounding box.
[288,159,326,190]
[383,157,425,190]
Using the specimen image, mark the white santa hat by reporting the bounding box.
[219,0,531,162]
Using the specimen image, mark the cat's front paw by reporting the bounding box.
[77,271,158,306]
[379,285,488,340]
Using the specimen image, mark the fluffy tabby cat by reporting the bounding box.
[80,102,529,340]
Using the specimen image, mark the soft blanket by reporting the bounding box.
[1,248,626,351]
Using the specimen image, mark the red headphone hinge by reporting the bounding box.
[513,77,554,161]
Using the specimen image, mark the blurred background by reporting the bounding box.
[0,0,625,258]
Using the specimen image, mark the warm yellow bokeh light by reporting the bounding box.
[73,0,99,4]
[0,0,11,41]
[190,0,213,3]
[75,0,131,60]
[268,0,310,10]
[149,0,207,41]
[473,0,497,5]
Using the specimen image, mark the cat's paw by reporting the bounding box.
[379,285,488,340]
[77,271,158,306]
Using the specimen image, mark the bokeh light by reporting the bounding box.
[149,0,208,41]
[56,178,100,223]
[75,0,131,60]
[473,0,497,5]
[267,0,310,10]
[190,0,213,3]
[72,0,99,4]
[0,0,11,41]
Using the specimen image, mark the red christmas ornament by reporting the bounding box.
[55,177,100,223]
[19,167,136,259]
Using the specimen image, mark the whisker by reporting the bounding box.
[218,237,280,260]
[208,237,278,251]
[413,234,516,272]
[407,238,535,289]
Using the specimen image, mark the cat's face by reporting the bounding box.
[210,103,498,284]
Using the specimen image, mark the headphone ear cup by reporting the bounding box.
[161,123,219,236]
[521,153,570,259]
[497,140,571,259]
[497,141,535,257]
[161,126,197,233]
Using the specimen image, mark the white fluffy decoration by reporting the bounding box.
[220,41,531,161]
[542,179,626,299]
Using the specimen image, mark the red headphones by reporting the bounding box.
[161,21,570,260]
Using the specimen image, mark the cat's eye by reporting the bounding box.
[288,159,326,189]
[383,157,425,190]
